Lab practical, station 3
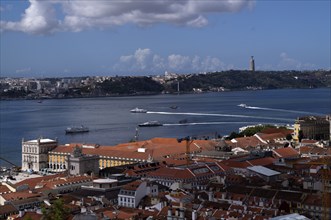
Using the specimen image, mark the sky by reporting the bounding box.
[0,0,330,77]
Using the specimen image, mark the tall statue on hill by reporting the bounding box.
[250,56,255,72]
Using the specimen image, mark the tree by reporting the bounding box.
[298,130,304,142]
[286,134,292,141]
[42,199,70,220]
[226,132,242,140]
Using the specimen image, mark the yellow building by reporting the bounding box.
[294,115,330,142]
[293,123,301,142]
[47,138,217,172]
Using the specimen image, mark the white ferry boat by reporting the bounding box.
[138,121,163,127]
[130,107,148,113]
[238,103,248,108]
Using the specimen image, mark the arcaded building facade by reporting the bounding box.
[294,115,331,141]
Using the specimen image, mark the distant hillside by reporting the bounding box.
[167,70,331,92]
[1,70,330,100]
[98,76,164,95]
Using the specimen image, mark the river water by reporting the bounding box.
[0,88,330,166]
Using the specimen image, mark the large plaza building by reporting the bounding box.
[46,138,217,173]
[293,115,331,141]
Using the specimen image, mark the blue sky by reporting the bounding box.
[0,0,330,77]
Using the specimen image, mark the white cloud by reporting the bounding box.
[120,55,133,63]
[1,0,59,35]
[187,16,208,28]
[114,48,225,73]
[134,48,152,70]
[1,0,254,34]
[168,54,191,70]
[278,52,316,70]
[16,67,31,73]
[152,55,165,70]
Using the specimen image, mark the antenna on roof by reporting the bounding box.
[134,127,139,142]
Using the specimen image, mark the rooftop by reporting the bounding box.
[270,213,310,220]
[93,178,118,184]
[51,137,217,161]
[247,166,280,177]
[25,138,56,143]
[273,147,299,158]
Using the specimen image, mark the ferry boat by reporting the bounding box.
[238,103,248,108]
[179,119,188,124]
[138,121,163,127]
[65,125,89,134]
[130,107,148,113]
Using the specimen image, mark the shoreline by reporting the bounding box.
[1,86,329,102]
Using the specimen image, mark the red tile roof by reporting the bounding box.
[256,132,287,142]
[1,190,40,201]
[14,211,43,220]
[273,147,299,158]
[225,136,266,149]
[0,203,17,215]
[261,128,293,135]
[247,157,276,166]
[103,210,137,219]
[220,160,250,169]
[301,139,319,144]
[13,173,66,189]
[51,138,217,161]
[300,146,331,156]
[39,175,93,190]
[122,180,143,191]
[0,184,12,194]
[147,167,194,180]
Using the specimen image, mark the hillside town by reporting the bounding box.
[0,115,330,220]
[1,70,330,100]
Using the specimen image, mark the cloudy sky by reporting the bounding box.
[0,0,330,77]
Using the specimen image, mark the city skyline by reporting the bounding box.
[0,0,330,77]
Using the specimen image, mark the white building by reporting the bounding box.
[118,180,147,208]
[118,180,159,208]
[21,137,58,172]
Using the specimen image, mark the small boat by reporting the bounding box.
[65,125,89,134]
[179,119,188,124]
[138,121,163,127]
[238,104,248,108]
[130,107,148,113]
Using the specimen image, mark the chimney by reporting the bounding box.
[192,210,197,220]
[167,207,172,220]
[19,210,25,218]
[179,208,185,219]
[175,208,179,216]
[208,191,214,201]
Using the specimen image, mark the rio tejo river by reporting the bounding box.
[0,88,330,166]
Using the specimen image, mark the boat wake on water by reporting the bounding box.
[147,111,292,122]
[239,105,322,115]
[163,121,271,126]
